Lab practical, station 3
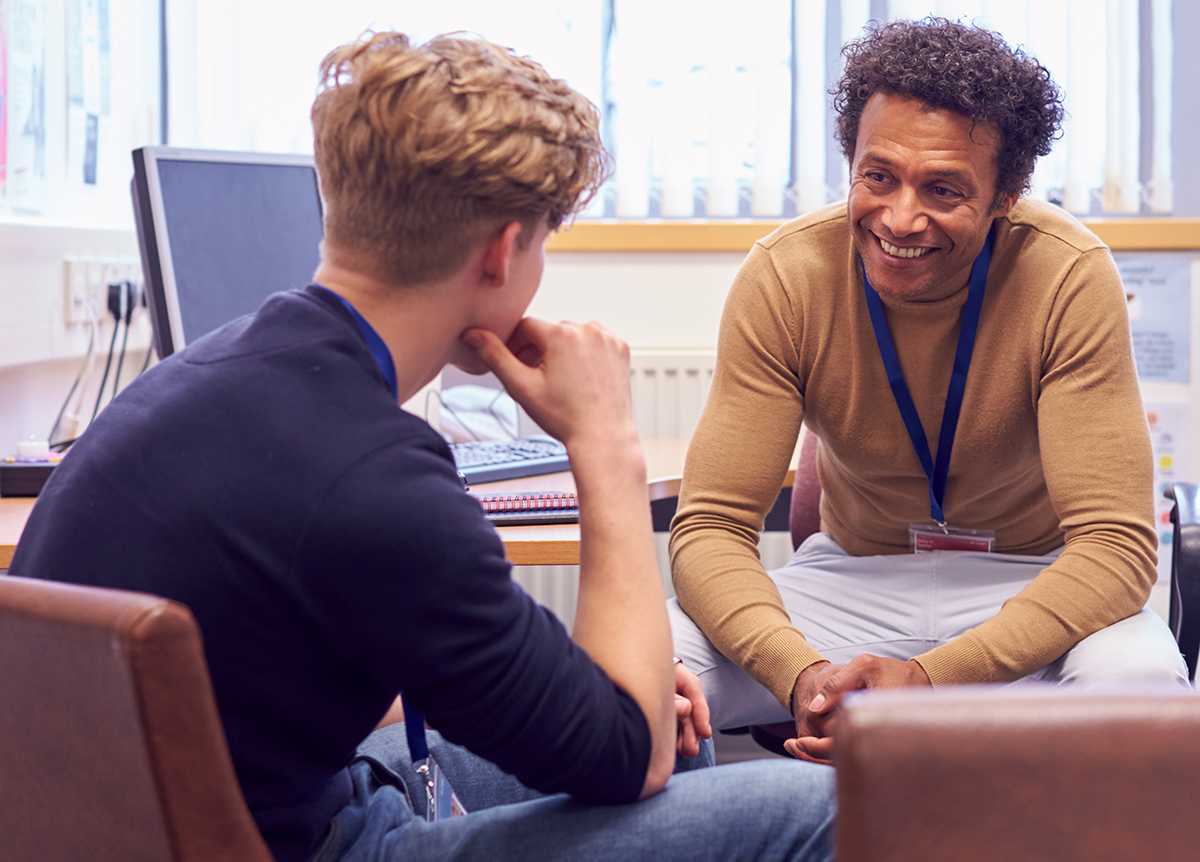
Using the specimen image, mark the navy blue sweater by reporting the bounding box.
[12,286,649,862]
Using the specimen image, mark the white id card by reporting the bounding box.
[909,523,995,553]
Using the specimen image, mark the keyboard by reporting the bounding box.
[449,435,571,484]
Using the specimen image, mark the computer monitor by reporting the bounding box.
[131,146,324,359]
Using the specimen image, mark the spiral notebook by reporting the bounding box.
[474,492,579,526]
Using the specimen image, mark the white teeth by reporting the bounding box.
[880,239,931,259]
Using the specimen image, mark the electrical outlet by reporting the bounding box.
[63,258,90,325]
[63,256,144,325]
[86,260,107,316]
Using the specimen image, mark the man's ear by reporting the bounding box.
[990,191,1018,219]
[480,221,526,289]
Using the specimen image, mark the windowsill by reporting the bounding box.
[3,214,1195,253]
[546,218,1200,252]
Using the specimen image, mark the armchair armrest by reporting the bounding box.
[835,685,1200,862]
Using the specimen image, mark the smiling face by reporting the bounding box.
[847,93,1016,304]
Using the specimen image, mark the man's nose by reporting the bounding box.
[883,187,929,237]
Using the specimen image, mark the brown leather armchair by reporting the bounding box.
[835,684,1200,862]
[0,575,274,862]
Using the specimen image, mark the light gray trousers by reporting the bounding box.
[669,533,1189,730]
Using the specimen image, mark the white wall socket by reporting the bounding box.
[63,255,143,325]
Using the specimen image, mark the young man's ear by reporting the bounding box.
[480,221,526,288]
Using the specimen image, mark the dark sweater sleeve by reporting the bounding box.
[292,434,650,803]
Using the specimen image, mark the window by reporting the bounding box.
[166,0,1174,218]
[0,0,161,227]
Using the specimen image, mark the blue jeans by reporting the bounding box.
[308,722,835,862]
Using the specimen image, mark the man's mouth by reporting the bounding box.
[878,238,932,259]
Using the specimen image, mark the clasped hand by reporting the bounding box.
[673,660,712,759]
[784,654,931,764]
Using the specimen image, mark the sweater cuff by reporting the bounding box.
[749,627,829,712]
[913,632,1011,686]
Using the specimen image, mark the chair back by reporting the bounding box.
[789,429,822,549]
[0,575,274,862]
[1168,482,1200,679]
[836,685,1200,862]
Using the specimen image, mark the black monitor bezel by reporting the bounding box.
[130,146,322,359]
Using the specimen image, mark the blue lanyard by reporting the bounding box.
[862,224,994,527]
[320,288,400,402]
[315,285,430,760]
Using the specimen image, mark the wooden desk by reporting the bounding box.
[0,498,35,569]
[484,439,698,566]
[484,438,799,565]
[0,439,797,569]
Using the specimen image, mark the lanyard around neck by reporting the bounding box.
[316,286,431,757]
[319,286,399,402]
[862,224,995,527]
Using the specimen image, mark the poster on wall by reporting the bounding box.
[6,0,45,211]
[1146,401,1190,581]
[1117,254,1192,383]
[66,0,110,188]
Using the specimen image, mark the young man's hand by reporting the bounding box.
[673,660,712,759]
[464,315,676,799]
[462,317,636,453]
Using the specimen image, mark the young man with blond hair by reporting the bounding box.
[14,32,834,862]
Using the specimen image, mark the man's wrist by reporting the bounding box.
[907,658,933,686]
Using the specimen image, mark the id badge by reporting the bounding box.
[416,756,467,820]
[909,523,995,553]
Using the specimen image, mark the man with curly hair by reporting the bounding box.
[13,31,835,862]
[669,16,1188,763]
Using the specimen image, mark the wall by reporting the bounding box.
[0,224,149,449]
[0,0,159,448]
[530,251,745,349]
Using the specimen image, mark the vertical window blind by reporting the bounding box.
[604,0,1173,217]
[169,0,1173,218]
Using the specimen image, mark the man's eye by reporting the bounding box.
[932,186,958,197]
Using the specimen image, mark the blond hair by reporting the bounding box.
[312,31,607,285]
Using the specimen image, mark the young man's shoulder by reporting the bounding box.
[151,286,421,447]
[179,285,359,365]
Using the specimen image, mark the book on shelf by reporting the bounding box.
[473,492,579,526]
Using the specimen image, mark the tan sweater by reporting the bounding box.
[670,199,1157,710]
